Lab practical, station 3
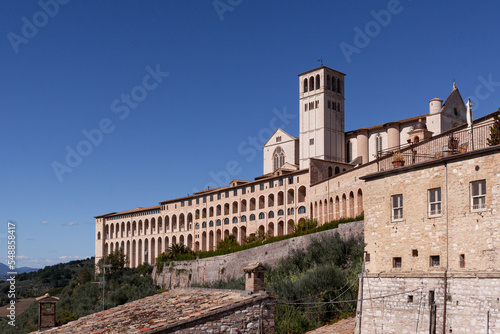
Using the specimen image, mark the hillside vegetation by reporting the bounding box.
[0,254,156,333]
[197,228,364,333]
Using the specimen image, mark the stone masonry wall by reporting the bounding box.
[153,221,363,289]
[356,275,500,334]
[166,298,274,334]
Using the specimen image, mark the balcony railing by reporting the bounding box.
[376,118,496,172]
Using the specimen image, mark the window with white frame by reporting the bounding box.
[392,194,403,221]
[428,188,442,216]
[470,180,486,211]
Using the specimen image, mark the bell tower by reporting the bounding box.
[298,66,346,169]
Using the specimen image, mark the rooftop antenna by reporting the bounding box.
[318,58,323,67]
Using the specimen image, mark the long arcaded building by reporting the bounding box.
[95,65,470,268]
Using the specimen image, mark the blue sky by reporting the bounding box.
[1,0,499,268]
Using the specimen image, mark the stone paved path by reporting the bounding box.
[306,317,356,334]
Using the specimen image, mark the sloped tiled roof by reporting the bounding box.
[32,289,274,334]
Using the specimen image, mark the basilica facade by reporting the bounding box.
[95,65,468,268]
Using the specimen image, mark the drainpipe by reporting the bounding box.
[443,162,449,333]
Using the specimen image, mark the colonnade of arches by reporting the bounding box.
[303,74,343,94]
[310,188,363,224]
[102,217,301,268]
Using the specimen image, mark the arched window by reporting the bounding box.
[268,211,274,218]
[224,218,229,225]
[309,76,314,91]
[304,78,308,93]
[195,223,200,229]
[332,77,336,92]
[376,135,383,155]
[326,75,330,90]
[298,206,306,214]
[315,74,320,90]
[337,78,341,94]
[209,220,214,227]
[241,215,247,222]
[216,219,221,226]
[232,217,238,224]
[273,146,285,171]
[278,209,284,216]
[259,212,265,219]
[250,214,256,221]
[202,221,207,228]
[335,166,340,175]
[328,166,333,177]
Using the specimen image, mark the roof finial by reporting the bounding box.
[318,58,323,67]
[453,80,456,90]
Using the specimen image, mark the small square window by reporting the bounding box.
[408,295,413,303]
[393,257,402,268]
[365,253,370,262]
[430,255,440,267]
[242,188,246,195]
[260,183,265,191]
[460,254,465,268]
[471,180,486,211]
[196,198,199,205]
[269,181,274,188]
[412,249,418,257]
[251,185,255,193]
[276,136,281,142]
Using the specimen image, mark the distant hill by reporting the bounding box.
[0,262,38,277]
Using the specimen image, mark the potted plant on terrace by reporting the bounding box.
[392,151,405,168]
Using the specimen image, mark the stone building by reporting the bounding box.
[356,112,500,333]
[33,267,276,333]
[95,65,470,269]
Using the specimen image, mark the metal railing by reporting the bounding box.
[376,119,496,172]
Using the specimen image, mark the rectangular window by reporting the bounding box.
[393,257,402,268]
[181,201,185,207]
[430,255,440,267]
[412,249,418,257]
[279,178,283,186]
[428,188,442,216]
[391,194,403,221]
[196,198,199,205]
[269,181,274,188]
[242,188,246,195]
[288,176,294,185]
[276,136,281,142]
[315,100,319,108]
[260,183,264,191]
[327,101,331,109]
[304,104,308,111]
[310,138,314,145]
[188,199,192,206]
[203,196,206,204]
[225,191,229,198]
[217,193,222,200]
[210,195,213,202]
[471,180,486,211]
[365,253,370,262]
[251,185,255,193]
[460,254,465,268]
[233,189,238,196]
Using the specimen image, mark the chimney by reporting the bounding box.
[36,293,60,331]
[243,262,267,293]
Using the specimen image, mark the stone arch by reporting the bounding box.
[138,239,142,266]
[151,238,155,264]
[287,188,295,205]
[342,194,347,218]
[232,201,238,214]
[179,235,185,246]
[164,236,169,251]
[278,221,284,236]
[259,195,265,209]
[287,219,294,235]
[250,198,256,211]
[278,191,284,206]
[171,215,177,232]
[268,194,275,207]
[157,216,162,234]
[202,232,207,251]
[131,240,136,268]
[349,191,355,218]
[179,214,185,231]
[126,240,130,268]
[241,199,247,212]
[357,189,363,216]
[240,226,246,244]
[187,234,193,250]
[268,222,274,237]
[209,231,215,251]
[298,186,306,202]
[164,216,169,232]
